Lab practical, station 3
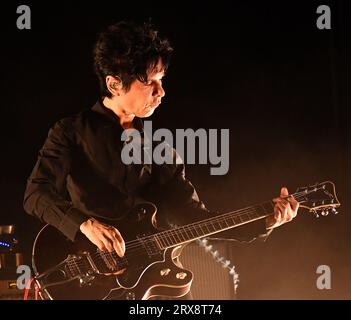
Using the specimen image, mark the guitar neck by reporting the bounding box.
[154,200,275,249]
[141,184,329,250]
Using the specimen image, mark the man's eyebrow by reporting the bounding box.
[149,70,166,79]
[155,67,165,75]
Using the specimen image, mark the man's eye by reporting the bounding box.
[145,79,163,86]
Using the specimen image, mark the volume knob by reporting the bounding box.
[176,272,187,279]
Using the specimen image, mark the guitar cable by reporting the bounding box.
[23,277,39,300]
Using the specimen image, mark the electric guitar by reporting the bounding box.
[32,181,340,300]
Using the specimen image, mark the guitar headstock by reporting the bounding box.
[293,181,340,218]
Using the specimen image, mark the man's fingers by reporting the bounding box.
[113,240,125,258]
[96,240,107,252]
[276,202,288,222]
[100,235,114,252]
[109,233,125,257]
[112,229,126,254]
[272,197,280,203]
[273,187,289,203]
[280,187,289,198]
[270,188,299,228]
[288,196,299,215]
[104,228,125,257]
[274,203,284,220]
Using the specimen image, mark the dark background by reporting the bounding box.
[0,0,350,299]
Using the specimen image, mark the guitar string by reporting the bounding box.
[70,190,318,271]
[70,203,269,272]
[109,190,307,250]
[70,191,324,274]
[70,190,315,271]
[71,190,313,273]
[96,189,311,253]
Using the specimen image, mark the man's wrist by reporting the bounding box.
[80,218,94,233]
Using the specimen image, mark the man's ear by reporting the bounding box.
[106,75,123,96]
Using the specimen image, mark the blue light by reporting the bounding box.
[0,241,11,248]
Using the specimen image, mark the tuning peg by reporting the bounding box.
[321,210,329,216]
[314,212,319,218]
[331,208,338,215]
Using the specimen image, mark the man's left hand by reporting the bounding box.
[266,187,299,229]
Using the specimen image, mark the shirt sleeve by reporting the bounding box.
[158,148,273,243]
[23,119,88,241]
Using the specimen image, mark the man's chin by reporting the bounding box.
[140,107,156,118]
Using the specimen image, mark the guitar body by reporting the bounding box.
[32,202,193,300]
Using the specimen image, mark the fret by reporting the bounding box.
[233,215,242,224]
[218,220,227,230]
[154,235,164,250]
[221,217,230,228]
[210,220,219,232]
[172,232,182,245]
[198,224,207,236]
[168,231,178,246]
[225,216,233,227]
[214,220,221,230]
[180,230,189,243]
[190,228,198,239]
[187,226,196,239]
[183,228,193,241]
[241,212,251,222]
[161,236,168,249]
[156,201,279,248]
[162,234,172,248]
[178,229,188,242]
[186,228,193,241]
[193,226,202,238]
[229,215,236,226]
[248,210,258,219]
[208,222,216,233]
[203,223,211,236]
[203,223,212,234]
[254,204,266,217]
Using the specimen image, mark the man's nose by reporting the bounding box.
[153,82,165,98]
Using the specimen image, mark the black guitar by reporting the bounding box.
[32,181,340,300]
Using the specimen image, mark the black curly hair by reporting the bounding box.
[93,20,173,97]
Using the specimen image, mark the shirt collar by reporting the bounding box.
[91,99,144,132]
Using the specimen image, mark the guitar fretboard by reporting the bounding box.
[154,201,275,249]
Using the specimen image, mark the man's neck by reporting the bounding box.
[102,97,135,129]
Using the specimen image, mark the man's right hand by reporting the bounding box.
[79,218,125,257]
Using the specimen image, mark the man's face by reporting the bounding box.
[118,60,166,118]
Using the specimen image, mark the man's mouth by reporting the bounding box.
[147,100,161,108]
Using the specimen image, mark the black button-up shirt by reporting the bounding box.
[24,100,269,242]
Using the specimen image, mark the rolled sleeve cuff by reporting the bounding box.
[58,207,88,241]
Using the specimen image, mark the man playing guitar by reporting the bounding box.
[24,20,299,299]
